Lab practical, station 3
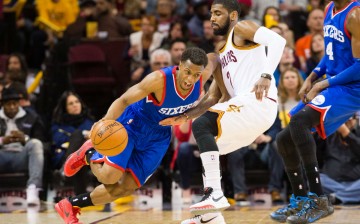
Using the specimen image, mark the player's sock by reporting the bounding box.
[69,192,94,208]
[201,151,222,194]
[286,166,307,197]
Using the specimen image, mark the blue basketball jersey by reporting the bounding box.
[131,66,202,124]
[323,1,360,76]
[90,66,203,186]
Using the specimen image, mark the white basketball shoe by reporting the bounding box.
[181,212,226,224]
[189,187,230,215]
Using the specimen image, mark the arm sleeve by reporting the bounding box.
[312,56,327,78]
[253,26,287,75]
[328,58,360,86]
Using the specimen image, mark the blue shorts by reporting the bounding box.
[290,84,360,139]
[91,106,171,187]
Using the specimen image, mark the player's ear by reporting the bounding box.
[230,11,238,22]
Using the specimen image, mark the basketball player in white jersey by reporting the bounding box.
[160,0,286,223]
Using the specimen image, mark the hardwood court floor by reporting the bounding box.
[1,203,360,224]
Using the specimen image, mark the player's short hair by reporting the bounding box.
[180,47,208,67]
[213,0,241,18]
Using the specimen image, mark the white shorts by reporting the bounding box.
[209,94,278,155]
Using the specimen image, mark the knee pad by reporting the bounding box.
[275,128,292,157]
[192,111,218,138]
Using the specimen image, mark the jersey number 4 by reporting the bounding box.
[326,42,334,60]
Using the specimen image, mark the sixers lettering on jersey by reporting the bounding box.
[323,25,344,42]
[220,50,237,69]
[131,66,202,124]
[322,1,360,76]
[158,103,195,115]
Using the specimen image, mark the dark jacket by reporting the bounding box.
[322,126,360,182]
[0,108,46,142]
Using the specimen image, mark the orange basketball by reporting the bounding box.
[90,120,128,156]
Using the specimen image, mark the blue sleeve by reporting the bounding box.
[51,123,72,149]
[328,58,360,86]
[312,56,327,78]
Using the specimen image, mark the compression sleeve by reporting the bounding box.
[253,26,287,75]
[328,58,360,86]
[312,56,327,78]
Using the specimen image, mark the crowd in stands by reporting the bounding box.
[1,0,360,208]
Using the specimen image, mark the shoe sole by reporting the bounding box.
[190,204,230,215]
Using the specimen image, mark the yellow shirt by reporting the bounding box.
[36,0,78,30]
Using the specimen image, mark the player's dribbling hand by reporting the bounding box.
[251,78,270,101]
[159,115,187,126]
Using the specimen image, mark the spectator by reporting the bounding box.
[155,0,178,36]
[198,20,224,53]
[169,39,187,65]
[306,33,325,76]
[0,86,45,205]
[237,0,260,24]
[130,48,171,85]
[63,0,97,41]
[295,8,324,72]
[5,53,28,84]
[277,67,304,128]
[128,15,164,71]
[146,0,187,17]
[278,22,295,49]
[261,6,282,28]
[274,46,305,86]
[95,0,132,39]
[251,0,279,21]
[30,0,79,69]
[160,19,190,49]
[320,114,360,205]
[51,91,95,195]
[187,0,209,40]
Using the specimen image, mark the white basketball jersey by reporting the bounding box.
[218,28,277,99]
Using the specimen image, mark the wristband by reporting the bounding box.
[261,73,272,81]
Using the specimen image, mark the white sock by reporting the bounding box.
[200,151,222,194]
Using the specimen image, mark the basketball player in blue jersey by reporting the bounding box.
[270,0,360,223]
[161,0,286,223]
[54,47,210,224]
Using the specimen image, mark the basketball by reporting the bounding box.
[90,120,128,156]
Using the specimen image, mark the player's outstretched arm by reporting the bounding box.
[234,20,286,100]
[103,71,164,120]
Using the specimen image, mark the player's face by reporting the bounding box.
[210,4,231,36]
[177,60,204,91]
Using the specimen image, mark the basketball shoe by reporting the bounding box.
[286,192,334,224]
[64,139,93,177]
[270,194,309,223]
[181,212,226,224]
[55,198,82,224]
[189,187,230,215]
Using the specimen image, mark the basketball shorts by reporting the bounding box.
[289,85,360,139]
[209,93,278,155]
[91,106,171,187]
